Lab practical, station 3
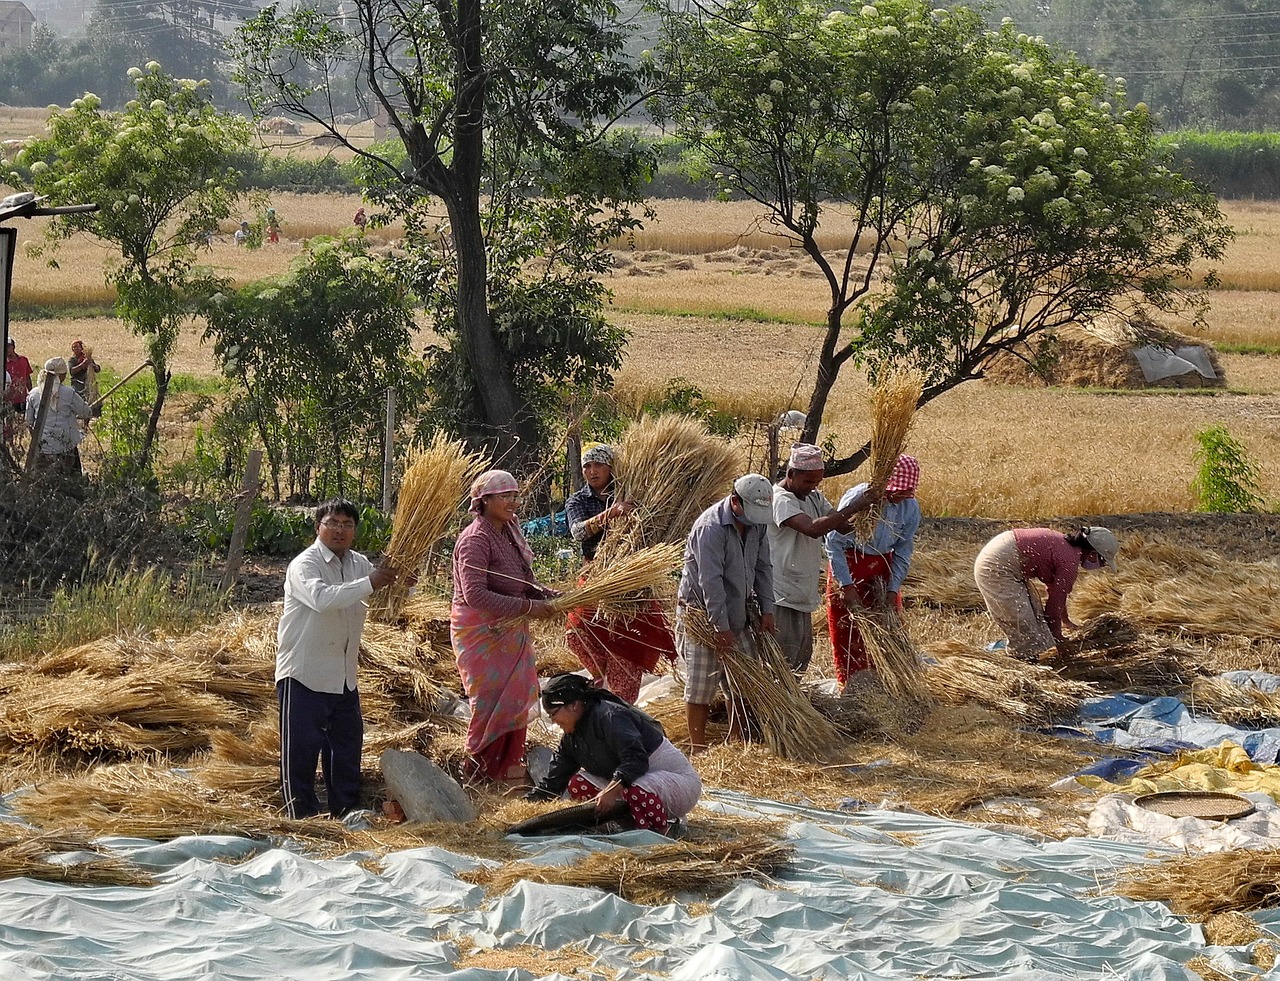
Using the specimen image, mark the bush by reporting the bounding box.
[1161,132,1280,199]
[1191,424,1265,513]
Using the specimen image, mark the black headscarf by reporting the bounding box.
[540,673,628,712]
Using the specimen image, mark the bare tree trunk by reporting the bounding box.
[139,361,169,470]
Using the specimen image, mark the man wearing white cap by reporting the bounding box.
[675,473,776,752]
[768,443,878,673]
[25,356,91,472]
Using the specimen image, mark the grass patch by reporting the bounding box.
[1214,342,1280,356]
[4,564,228,660]
[613,302,822,327]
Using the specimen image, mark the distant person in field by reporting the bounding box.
[265,208,280,245]
[768,443,878,673]
[67,339,101,420]
[25,357,91,473]
[353,207,367,232]
[234,220,251,246]
[824,454,922,689]
[4,337,31,443]
[276,500,400,819]
[973,526,1120,660]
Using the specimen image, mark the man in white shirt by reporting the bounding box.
[277,500,398,819]
[768,444,876,672]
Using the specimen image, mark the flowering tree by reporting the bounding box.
[662,0,1231,472]
[13,63,258,468]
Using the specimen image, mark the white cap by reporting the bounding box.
[732,473,774,525]
[1083,526,1120,571]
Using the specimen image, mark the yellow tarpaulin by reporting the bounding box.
[1077,742,1280,799]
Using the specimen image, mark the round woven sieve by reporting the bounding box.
[1133,790,1256,822]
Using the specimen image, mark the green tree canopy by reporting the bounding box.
[233,0,655,463]
[12,63,260,467]
[662,0,1231,472]
[203,236,424,501]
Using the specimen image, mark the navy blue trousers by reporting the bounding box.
[277,677,363,819]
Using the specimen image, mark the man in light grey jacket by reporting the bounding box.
[675,473,776,753]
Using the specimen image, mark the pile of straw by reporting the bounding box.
[853,368,923,540]
[922,640,1098,722]
[595,414,740,564]
[1116,850,1280,918]
[1191,677,1280,728]
[540,542,683,620]
[904,548,986,610]
[374,435,490,620]
[1071,536,1280,639]
[683,610,845,761]
[1049,614,1190,692]
[462,832,792,905]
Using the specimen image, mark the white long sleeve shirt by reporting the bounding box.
[275,539,374,693]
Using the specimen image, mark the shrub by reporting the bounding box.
[1191,424,1265,513]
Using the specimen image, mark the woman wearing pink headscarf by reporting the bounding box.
[823,454,922,688]
[450,469,558,788]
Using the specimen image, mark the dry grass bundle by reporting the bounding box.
[374,435,490,620]
[842,604,931,704]
[595,414,741,564]
[853,368,923,539]
[1048,614,1191,692]
[447,938,602,977]
[0,831,154,888]
[0,665,244,760]
[462,831,792,905]
[540,542,683,620]
[904,548,985,610]
[683,611,845,761]
[922,639,1098,722]
[195,721,282,799]
[1115,850,1280,918]
[359,622,451,715]
[1191,677,1280,727]
[12,762,346,843]
[1070,537,1280,639]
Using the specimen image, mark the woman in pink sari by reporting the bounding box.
[451,469,558,789]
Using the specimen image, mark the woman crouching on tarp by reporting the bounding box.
[527,673,701,834]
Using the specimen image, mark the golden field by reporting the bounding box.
[5,186,1280,519]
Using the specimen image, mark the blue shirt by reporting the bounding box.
[677,496,774,632]
[825,483,920,592]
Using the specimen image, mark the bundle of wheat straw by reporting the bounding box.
[1048,613,1189,693]
[374,434,490,620]
[842,604,930,703]
[853,368,923,539]
[1191,677,1280,727]
[543,542,683,619]
[462,832,792,905]
[683,610,845,761]
[1116,850,1280,918]
[923,639,1097,721]
[0,834,153,888]
[594,415,740,564]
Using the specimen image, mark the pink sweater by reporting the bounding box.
[451,517,544,618]
[1013,528,1081,636]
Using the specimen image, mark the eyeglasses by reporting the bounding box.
[320,519,357,531]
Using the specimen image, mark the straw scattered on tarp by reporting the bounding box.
[1192,677,1280,728]
[462,831,793,905]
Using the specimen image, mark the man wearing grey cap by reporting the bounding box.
[768,444,877,673]
[675,473,776,753]
[25,356,91,472]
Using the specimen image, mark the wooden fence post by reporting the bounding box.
[382,386,396,513]
[22,371,59,473]
[220,448,263,594]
